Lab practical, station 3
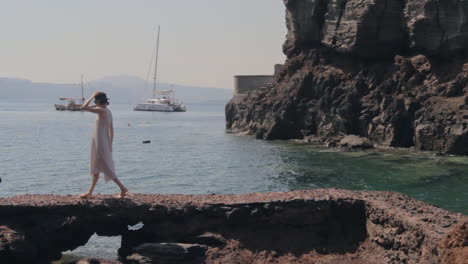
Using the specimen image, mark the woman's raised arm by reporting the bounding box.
[81,92,104,114]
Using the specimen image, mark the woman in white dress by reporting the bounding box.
[80,92,128,199]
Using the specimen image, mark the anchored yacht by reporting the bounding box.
[133,26,187,112]
[133,98,174,112]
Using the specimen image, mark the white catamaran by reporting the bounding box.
[133,26,186,112]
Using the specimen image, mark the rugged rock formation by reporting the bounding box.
[225,0,468,154]
[438,219,468,264]
[0,190,466,264]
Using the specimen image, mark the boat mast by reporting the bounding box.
[153,26,160,98]
[81,74,84,102]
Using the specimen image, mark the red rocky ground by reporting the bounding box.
[0,189,466,264]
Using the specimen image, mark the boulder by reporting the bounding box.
[225,207,251,223]
[190,232,227,247]
[0,225,37,264]
[339,135,374,149]
[127,243,207,264]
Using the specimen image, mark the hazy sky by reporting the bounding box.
[1,0,287,89]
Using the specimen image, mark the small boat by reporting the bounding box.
[54,98,83,111]
[55,75,85,111]
[133,26,187,112]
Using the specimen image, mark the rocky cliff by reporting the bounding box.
[0,190,466,264]
[226,0,468,154]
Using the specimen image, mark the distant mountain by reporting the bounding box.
[93,75,148,88]
[92,75,233,104]
[0,78,78,102]
[0,75,233,104]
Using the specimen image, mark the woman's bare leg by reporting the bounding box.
[112,178,128,198]
[80,174,99,199]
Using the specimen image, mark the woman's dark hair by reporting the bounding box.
[94,92,109,105]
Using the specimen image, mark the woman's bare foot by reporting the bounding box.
[80,193,92,199]
[116,188,128,199]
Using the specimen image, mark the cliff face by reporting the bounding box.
[226,0,468,154]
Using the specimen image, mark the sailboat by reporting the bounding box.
[54,75,85,111]
[133,26,186,112]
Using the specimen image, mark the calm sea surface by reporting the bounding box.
[1,100,467,260]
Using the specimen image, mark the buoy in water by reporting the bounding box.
[142,140,151,144]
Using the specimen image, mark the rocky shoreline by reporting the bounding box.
[225,0,468,155]
[229,131,465,159]
[0,190,466,264]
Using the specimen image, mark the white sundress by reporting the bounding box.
[90,107,117,182]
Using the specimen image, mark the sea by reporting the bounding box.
[1,100,467,261]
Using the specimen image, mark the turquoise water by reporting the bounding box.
[0,100,467,214]
[0,100,467,260]
[274,144,468,214]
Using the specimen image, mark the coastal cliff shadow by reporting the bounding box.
[117,201,368,260]
[100,197,139,206]
[21,198,146,262]
[428,56,466,84]
[214,202,367,256]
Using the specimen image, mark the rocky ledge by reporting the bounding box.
[0,190,466,264]
[226,0,468,154]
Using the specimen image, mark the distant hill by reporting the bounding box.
[0,75,233,104]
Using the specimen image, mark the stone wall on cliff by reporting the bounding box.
[226,0,468,154]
